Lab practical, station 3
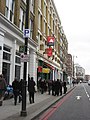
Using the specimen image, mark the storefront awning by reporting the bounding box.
[44,62,55,70]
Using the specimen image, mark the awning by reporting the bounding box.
[44,62,55,70]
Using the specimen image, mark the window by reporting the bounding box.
[5,0,9,18]
[2,62,10,84]
[44,20,46,34]
[30,0,34,13]
[15,51,21,79]
[3,46,11,52]
[3,45,11,61]
[5,0,15,22]
[19,8,25,31]
[30,19,34,38]
[15,65,20,80]
[44,2,46,17]
[38,12,40,29]
[3,52,11,61]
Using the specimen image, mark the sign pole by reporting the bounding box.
[20,0,30,116]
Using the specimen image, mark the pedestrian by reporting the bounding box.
[59,80,62,96]
[52,80,55,96]
[12,78,20,105]
[63,80,67,94]
[40,79,45,94]
[47,80,52,95]
[55,79,60,96]
[28,77,36,104]
[72,80,75,87]
[18,79,23,103]
[0,74,7,106]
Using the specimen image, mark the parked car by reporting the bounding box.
[88,80,90,86]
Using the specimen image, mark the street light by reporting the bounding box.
[20,0,30,116]
[72,55,77,79]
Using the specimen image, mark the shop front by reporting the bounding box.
[37,60,55,85]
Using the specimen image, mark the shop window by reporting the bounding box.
[15,65,20,80]
[2,62,10,85]
[15,56,21,64]
[3,46,11,52]
[3,52,11,61]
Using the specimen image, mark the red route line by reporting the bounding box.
[40,89,75,120]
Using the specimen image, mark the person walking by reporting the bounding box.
[52,80,55,96]
[55,79,60,96]
[47,80,52,95]
[12,78,20,105]
[63,80,67,94]
[18,79,23,103]
[0,74,7,106]
[59,80,62,96]
[28,77,36,104]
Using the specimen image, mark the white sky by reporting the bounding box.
[54,0,90,75]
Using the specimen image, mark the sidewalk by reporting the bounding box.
[0,84,75,120]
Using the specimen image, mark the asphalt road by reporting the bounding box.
[36,83,90,120]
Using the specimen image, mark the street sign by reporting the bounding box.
[42,68,50,73]
[23,29,30,38]
[47,47,52,57]
[19,46,25,53]
[21,54,29,62]
[47,36,55,46]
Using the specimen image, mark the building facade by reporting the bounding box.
[0,0,68,85]
[74,64,85,81]
[37,0,68,82]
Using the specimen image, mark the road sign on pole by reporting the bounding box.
[20,54,29,62]
[23,29,30,38]
[19,46,25,53]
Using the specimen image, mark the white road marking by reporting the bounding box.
[76,96,81,100]
[83,85,90,100]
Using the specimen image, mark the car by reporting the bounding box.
[88,80,90,85]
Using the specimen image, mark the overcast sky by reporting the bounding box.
[54,0,90,74]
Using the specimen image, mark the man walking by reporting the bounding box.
[12,78,20,105]
[28,77,36,104]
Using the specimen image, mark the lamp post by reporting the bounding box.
[72,55,77,80]
[20,0,30,116]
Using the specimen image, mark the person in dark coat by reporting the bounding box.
[18,79,23,103]
[0,74,7,106]
[40,79,45,94]
[28,77,36,104]
[12,78,20,105]
[63,80,67,94]
[47,80,52,95]
[52,80,55,96]
[59,80,62,96]
[55,79,60,96]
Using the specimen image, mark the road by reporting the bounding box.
[35,83,90,120]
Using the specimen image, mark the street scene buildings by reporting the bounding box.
[0,0,85,86]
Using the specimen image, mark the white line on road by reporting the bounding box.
[83,85,90,100]
[76,96,81,100]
